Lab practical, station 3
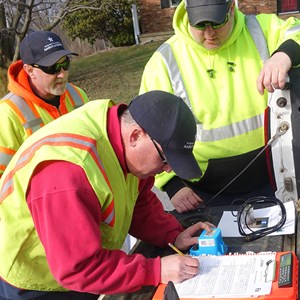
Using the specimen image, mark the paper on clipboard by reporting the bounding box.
[174,253,275,298]
[217,201,295,237]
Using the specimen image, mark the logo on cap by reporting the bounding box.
[44,36,63,53]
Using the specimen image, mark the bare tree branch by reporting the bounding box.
[0,0,107,65]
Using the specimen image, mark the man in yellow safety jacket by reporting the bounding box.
[139,0,300,212]
[0,90,212,300]
[0,30,89,178]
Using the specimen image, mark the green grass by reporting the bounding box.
[0,40,163,102]
[69,41,163,103]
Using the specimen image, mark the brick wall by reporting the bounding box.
[238,0,277,14]
[138,0,176,34]
[238,0,300,19]
[137,0,300,34]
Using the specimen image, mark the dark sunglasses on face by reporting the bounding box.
[31,56,71,75]
[192,10,230,30]
[151,138,168,166]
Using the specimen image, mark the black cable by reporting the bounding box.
[235,196,287,242]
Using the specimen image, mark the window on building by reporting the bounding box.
[278,0,299,13]
[161,0,182,9]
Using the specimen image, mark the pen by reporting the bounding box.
[168,242,184,256]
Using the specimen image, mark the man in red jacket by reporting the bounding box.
[0,91,212,299]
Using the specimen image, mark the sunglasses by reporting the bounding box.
[193,10,230,30]
[31,57,71,75]
[151,138,168,166]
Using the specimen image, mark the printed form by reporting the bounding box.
[174,253,275,298]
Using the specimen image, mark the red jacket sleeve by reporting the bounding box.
[27,161,161,294]
[129,177,184,247]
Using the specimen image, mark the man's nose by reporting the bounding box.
[204,25,215,33]
[57,68,68,77]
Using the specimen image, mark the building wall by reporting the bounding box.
[239,0,300,19]
[238,0,277,14]
[138,0,176,34]
[138,0,300,35]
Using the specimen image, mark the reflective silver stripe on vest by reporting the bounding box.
[4,92,44,134]
[285,25,300,37]
[67,83,84,108]
[157,43,192,112]
[197,113,264,142]
[245,15,270,62]
[104,210,114,226]
[0,175,12,199]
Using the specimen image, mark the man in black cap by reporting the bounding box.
[0,30,89,179]
[0,90,212,299]
[140,0,300,212]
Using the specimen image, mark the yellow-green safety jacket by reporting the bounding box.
[0,100,139,291]
[139,2,300,193]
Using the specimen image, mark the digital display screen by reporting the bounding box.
[281,253,292,267]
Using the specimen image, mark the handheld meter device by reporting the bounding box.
[190,227,228,256]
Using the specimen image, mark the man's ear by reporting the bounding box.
[23,64,36,79]
[129,127,144,147]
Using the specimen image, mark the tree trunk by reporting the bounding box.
[0,66,8,97]
[0,2,12,69]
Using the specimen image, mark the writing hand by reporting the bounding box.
[160,254,199,283]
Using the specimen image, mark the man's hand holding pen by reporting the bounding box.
[160,221,215,284]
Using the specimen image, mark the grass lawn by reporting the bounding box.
[0,40,163,102]
[69,41,163,104]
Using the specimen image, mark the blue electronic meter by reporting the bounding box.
[190,227,228,256]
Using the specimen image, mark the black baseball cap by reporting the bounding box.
[128,90,202,180]
[20,31,78,66]
[186,0,232,27]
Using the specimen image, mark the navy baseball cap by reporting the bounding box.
[128,90,202,180]
[20,31,78,66]
[186,0,232,27]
